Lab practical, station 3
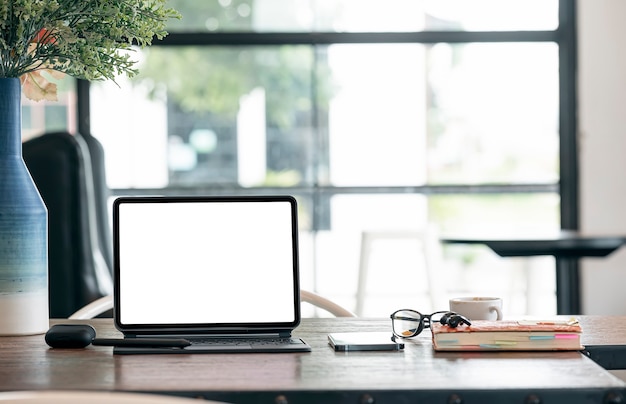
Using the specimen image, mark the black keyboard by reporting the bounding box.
[188,337,303,346]
[113,336,311,354]
[180,336,312,353]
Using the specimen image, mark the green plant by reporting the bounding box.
[0,0,180,100]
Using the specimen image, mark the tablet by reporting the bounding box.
[328,332,404,351]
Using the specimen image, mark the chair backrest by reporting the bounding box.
[81,132,113,272]
[23,132,113,318]
[300,290,356,317]
[70,290,357,320]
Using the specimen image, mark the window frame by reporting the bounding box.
[76,0,579,311]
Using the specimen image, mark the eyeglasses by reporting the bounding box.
[390,309,471,338]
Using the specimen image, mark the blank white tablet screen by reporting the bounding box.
[117,200,297,325]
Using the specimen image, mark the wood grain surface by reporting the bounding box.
[0,317,623,403]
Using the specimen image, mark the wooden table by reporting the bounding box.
[0,317,625,404]
[441,232,626,315]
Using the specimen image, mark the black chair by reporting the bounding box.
[80,132,114,273]
[23,132,113,318]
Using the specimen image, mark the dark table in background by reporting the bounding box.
[442,231,626,315]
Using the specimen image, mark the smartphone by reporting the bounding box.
[328,332,404,352]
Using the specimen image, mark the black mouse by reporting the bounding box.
[45,324,96,348]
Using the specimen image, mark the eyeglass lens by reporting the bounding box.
[391,310,449,338]
[391,310,423,337]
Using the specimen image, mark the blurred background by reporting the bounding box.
[21,0,626,317]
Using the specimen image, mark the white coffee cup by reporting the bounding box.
[449,297,503,321]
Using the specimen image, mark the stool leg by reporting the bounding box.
[355,233,371,316]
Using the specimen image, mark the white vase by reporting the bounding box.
[0,77,49,335]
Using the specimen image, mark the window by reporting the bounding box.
[84,0,574,316]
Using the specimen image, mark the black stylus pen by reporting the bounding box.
[92,338,191,348]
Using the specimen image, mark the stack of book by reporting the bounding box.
[431,318,583,351]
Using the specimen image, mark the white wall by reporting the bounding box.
[578,0,626,314]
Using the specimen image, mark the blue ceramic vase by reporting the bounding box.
[0,78,49,335]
